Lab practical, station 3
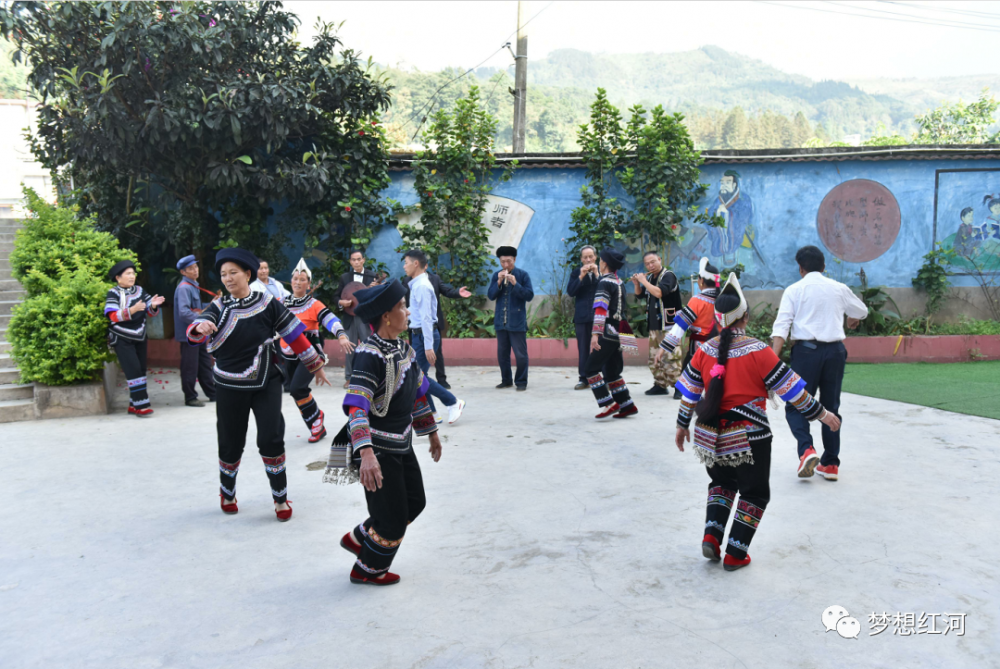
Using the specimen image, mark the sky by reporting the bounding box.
[283,0,1000,81]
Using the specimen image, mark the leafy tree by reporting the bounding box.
[8,187,137,385]
[721,107,749,149]
[0,36,27,98]
[1,1,395,282]
[863,122,910,146]
[620,105,714,253]
[566,88,628,258]
[397,85,515,327]
[914,89,1000,144]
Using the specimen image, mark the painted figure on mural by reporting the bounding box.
[953,207,978,257]
[980,194,1000,241]
[706,170,755,269]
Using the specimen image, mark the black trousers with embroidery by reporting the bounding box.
[284,359,321,429]
[704,437,771,560]
[113,338,149,408]
[350,448,426,577]
[585,336,633,409]
[216,375,288,503]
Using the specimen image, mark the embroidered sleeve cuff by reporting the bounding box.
[321,312,345,338]
[411,394,438,436]
[187,320,209,344]
[659,323,685,352]
[347,406,373,452]
[677,398,697,429]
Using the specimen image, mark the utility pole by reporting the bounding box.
[512,1,528,155]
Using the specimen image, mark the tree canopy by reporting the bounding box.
[1,0,396,280]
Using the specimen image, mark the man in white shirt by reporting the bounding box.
[250,260,290,300]
[771,246,868,482]
[402,249,465,425]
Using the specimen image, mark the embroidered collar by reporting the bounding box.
[117,285,139,295]
[285,294,313,308]
[221,291,267,308]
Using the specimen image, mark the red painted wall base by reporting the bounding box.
[146,334,1000,368]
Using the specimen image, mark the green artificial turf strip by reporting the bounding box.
[843,361,1000,420]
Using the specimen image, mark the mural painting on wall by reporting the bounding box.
[816,179,901,264]
[667,169,779,289]
[936,169,1000,274]
[394,195,534,259]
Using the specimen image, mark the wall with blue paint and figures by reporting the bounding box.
[356,157,1000,300]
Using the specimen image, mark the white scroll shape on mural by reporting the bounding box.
[395,195,534,252]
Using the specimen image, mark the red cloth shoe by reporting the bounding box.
[797,446,819,478]
[816,463,839,481]
[723,554,752,571]
[702,534,721,561]
[308,411,326,443]
[340,532,361,557]
[128,406,136,415]
[350,568,401,586]
[612,404,638,419]
[135,407,154,417]
[595,403,619,419]
[275,501,293,522]
[220,495,238,515]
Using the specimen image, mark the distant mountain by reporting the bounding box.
[844,74,1000,111]
[484,46,920,139]
[381,46,1000,151]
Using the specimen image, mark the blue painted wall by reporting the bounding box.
[279,157,1000,293]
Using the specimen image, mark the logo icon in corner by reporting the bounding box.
[822,605,858,639]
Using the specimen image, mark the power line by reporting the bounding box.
[754,0,1000,32]
[878,1,1000,21]
[402,1,555,142]
[823,0,1000,29]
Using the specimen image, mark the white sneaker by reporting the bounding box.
[433,411,444,425]
[448,399,466,425]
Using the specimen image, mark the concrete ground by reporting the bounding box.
[1,364,997,669]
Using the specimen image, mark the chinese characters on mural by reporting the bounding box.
[490,203,510,229]
[817,179,901,264]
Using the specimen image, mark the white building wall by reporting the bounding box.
[0,99,54,218]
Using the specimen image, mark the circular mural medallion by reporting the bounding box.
[816,179,901,263]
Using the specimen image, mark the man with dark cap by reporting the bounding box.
[487,246,534,390]
[585,249,639,419]
[655,257,722,399]
[567,245,601,390]
[173,255,216,407]
[325,279,444,586]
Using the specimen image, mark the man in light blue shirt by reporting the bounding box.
[250,260,290,300]
[402,249,465,424]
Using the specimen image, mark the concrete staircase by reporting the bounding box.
[0,220,35,423]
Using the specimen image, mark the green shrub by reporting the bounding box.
[9,188,137,297]
[8,188,136,386]
[9,267,116,385]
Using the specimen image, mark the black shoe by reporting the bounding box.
[644,385,668,396]
[574,382,589,390]
[673,389,682,400]
[185,398,205,407]
[516,386,527,392]
[438,380,452,390]
[496,382,514,389]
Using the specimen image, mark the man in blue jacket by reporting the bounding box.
[173,255,216,407]
[566,245,601,390]
[487,246,534,390]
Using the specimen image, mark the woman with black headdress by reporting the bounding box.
[187,248,324,521]
[104,260,165,417]
[585,248,639,419]
[324,279,443,586]
[673,273,841,571]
